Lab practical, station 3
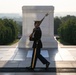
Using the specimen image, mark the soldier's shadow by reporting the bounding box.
[34,48,58,73]
[1,48,58,73]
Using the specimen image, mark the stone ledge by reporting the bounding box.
[0,67,76,72]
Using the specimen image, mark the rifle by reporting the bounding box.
[39,13,49,26]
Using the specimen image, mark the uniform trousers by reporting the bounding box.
[31,47,49,68]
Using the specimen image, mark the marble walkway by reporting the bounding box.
[0,42,76,75]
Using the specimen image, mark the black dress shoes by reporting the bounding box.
[26,66,34,70]
[45,62,50,69]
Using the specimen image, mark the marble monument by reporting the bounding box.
[18,6,58,48]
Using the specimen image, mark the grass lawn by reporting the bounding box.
[56,36,76,45]
[7,39,20,45]
[58,39,70,45]
[56,36,71,45]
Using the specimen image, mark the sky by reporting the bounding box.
[0,0,76,16]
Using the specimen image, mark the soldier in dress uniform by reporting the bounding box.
[27,13,50,70]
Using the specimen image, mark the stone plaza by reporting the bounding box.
[0,41,76,75]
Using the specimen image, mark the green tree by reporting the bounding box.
[58,19,76,45]
[0,18,18,45]
[54,17,61,35]
[61,15,76,23]
[0,23,5,44]
[3,19,18,41]
[16,21,22,35]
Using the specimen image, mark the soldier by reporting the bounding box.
[27,13,50,70]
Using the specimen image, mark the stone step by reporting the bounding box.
[0,67,76,72]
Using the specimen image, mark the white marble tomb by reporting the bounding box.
[18,6,58,48]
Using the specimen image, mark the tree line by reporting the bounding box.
[0,18,18,45]
[54,15,76,45]
[0,15,76,45]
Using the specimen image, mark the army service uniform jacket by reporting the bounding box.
[29,27,42,48]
